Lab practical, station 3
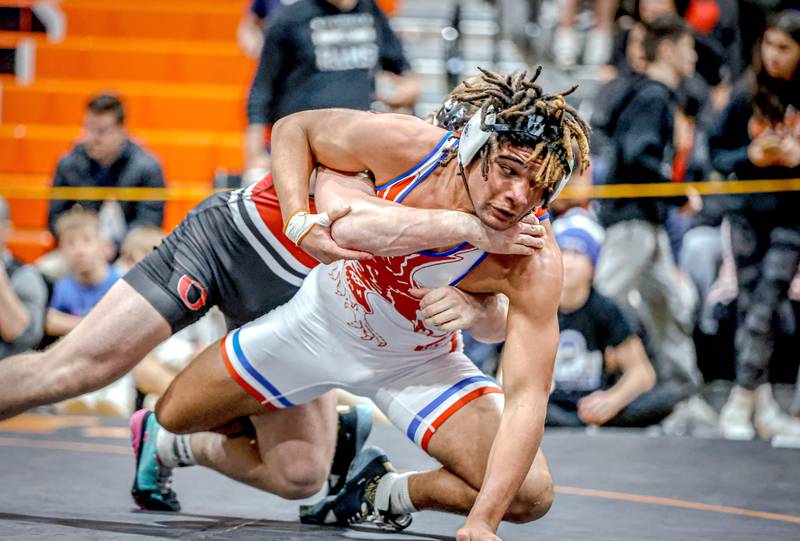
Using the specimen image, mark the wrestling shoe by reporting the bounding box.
[130,409,180,512]
[300,446,412,531]
[328,404,373,495]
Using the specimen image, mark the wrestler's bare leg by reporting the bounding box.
[155,341,338,499]
[408,394,553,523]
[0,280,171,420]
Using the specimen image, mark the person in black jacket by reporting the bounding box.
[243,0,419,185]
[0,198,47,360]
[709,10,800,441]
[594,15,703,403]
[49,94,165,246]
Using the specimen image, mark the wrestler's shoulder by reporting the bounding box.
[462,240,561,297]
[489,240,562,293]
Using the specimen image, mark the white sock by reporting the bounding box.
[375,471,417,515]
[155,427,196,468]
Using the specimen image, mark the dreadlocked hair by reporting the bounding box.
[439,67,591,198]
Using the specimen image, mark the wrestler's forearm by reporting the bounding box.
[331,203,483,256]
[270,117,316,224]
[469,386,546,529]
[468,298,558,530]
[467,294,508,344]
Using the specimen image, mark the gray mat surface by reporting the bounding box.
[1,415,798,540]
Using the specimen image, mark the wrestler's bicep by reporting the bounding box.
[302,110,441,180]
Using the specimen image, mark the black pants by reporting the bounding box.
[545,382,688,428]
[729,215,800,390]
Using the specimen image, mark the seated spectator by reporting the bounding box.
[46,209,120,337]
[47,208,132,416]
[49,94,165,248]
[547,209,659,428]
[113,226,226,409]
[0,197,47,360]
[113,224,164,276]
[134,309,225,410]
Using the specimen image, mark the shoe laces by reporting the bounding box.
[362,476,411,532]
[155,460,175,496]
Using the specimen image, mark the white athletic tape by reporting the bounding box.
[283,210,331,246]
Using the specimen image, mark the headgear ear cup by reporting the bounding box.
[457,107,495,167]
[545,157,574,205]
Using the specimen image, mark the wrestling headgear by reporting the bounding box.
[456,106,574,206]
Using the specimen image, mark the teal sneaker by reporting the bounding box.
[130,409,180,512]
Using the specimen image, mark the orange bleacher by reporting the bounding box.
[35,37,253,84]
[61,0,241,41]
[0,0,255,263]
[0,124,243,182]
[3,78,247,131]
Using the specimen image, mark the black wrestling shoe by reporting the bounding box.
[328,404,373,495]
[300,446,412,531]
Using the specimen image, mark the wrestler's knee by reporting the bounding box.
[154,394,191,434]
[505,469,554,523]
[269,454,328,500]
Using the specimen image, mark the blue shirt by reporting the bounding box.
[49,266,120,317]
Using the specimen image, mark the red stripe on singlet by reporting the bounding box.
[378,176,416,202]
[419,386,504,452]
[249,176,320,269]
[220,337,277,411]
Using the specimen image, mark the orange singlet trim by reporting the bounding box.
[220,338,277,411]
[420,386,503,452]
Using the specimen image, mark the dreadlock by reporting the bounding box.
[434,67,591,201]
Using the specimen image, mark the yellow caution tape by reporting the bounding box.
[0,178,798,202]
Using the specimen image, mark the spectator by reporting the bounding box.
[47,208,133,416]
[113,225,164,276]
[49,94,165,247]
[594,15,703,401]
[709,10,800,440]
[111,226,225,410]
[553,0,618,68]
[604,0,734,114]
[236,0,290,59]
[547,209,664,428]
[243,0,419,184]
[0,197,47,360]
[46,209,120,337]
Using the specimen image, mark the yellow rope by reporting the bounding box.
[0,178,798,201]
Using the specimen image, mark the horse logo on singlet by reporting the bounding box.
[331,133,488,350]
